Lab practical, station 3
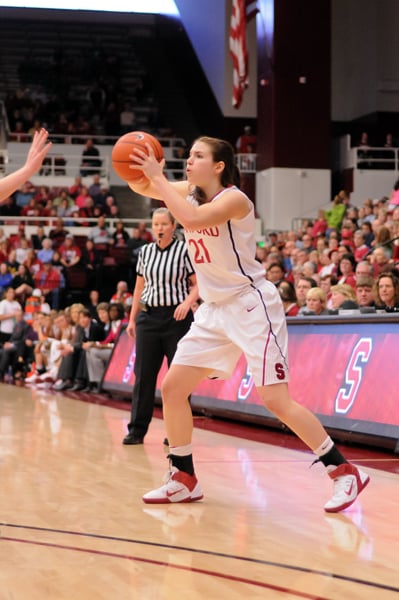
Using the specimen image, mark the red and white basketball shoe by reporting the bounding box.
[143,467,204,504]
[324,463,370,513]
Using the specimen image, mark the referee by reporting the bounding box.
[123,208,199,445]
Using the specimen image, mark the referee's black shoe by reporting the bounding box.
[123,432,144,445]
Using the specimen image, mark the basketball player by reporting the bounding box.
[128,136,369,512]
[0,129,52,203]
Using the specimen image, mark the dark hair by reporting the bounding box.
[339,252,357,271]
[277,280,297,303]
[375,271,399,307]
[109,302,125,320]
[192,136,241,204]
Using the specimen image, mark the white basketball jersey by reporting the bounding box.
[184,187,266,303]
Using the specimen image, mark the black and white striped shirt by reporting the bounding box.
[137,238,195,307]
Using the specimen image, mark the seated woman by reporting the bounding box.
[330,283,358,311]
[374,271,399,312]
[11,263,35,304]
[302,287,330,316]
[84,302,127,392]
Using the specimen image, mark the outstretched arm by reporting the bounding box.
[0,129,52,203]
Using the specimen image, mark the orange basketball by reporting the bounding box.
[111,131,164,182]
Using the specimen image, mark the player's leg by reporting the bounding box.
[257,382,370,512]
[142,363,210,504]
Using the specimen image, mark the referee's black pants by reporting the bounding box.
[128,306,193,438]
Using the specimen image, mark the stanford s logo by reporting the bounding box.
[275,363,286,381]
[335,338,373,414]
[238,365,254,401]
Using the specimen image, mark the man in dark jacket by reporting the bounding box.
[0,308,36,380]
[53,308,105,391]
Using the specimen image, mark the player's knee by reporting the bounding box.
[259,383,290,416]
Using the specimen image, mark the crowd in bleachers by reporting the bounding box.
[259,189,399,316]
[0,189,155,388]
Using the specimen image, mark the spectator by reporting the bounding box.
[302,287,330,316]
[301,260,319,284]
[0,196,17,217]
[31,225,47,251]
[86,289,100,319]
[94,301,111,335]
[52,307,105,391]
[0,287,22,344]
[88,215,114,246]
[265,262,286,286]
[0,263,13,294]
[15,237,31,264]
[353,230,370,263]
[80,138,102,176]
[75,185,92,210]
[84,302,127,392]
[78,196,95,225]
[388,177,399,213]
[330,283,357,311]
[0,307,35,381]
[355,276,376,308]
[14,181,35,210]
[295,276,317,310]
[58,235,81,269]
[318,248,337,278]
[374,271,399,312]
[357,132,371,168]
[26,311,62,384]
[325,194,346,234]
[320,273,338,310]
[300,233,314,254]
[137,220,154,243]
[49,218,70,247]
[52,188,75,209]
[355,260,373,279]
[276,280,299,316]
[337,253,357,289]
[112,220,130,247]
[11,263,34,302]
[0,240,9,263]
[37,237,54,263]
[110,280,132,313]
[33,261,62,309]
[80,239,103,289]
[24,248,42,277]
[370,247,391,278]
[69,175,83,199]
[87,174,102,202]
[310,209,328,239]
[23,288,43,325]
[6,249,20,274]
[235,125,256,153]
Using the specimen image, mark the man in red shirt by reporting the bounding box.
[34,261,62,309]
[58,235,82,269]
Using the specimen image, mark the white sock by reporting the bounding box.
[314,436,334,457]
[169,444,192,456]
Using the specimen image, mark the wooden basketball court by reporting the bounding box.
[1,383,398,599]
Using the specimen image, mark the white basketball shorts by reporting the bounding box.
[172,279,290,387]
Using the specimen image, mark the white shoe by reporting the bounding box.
[24,372,38,383]
[324,464,370,513]
[143,467,204,504]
